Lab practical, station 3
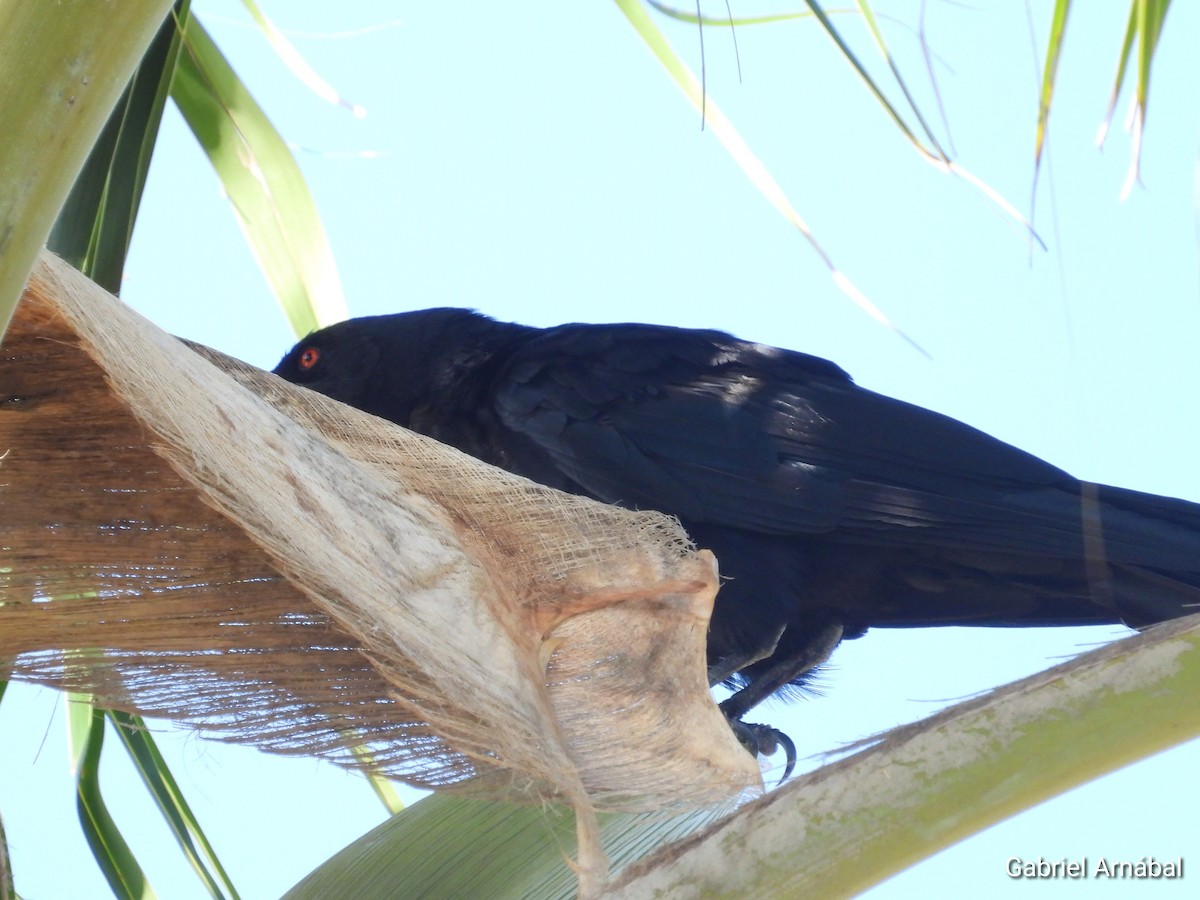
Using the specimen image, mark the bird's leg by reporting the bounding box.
[719,622,844,783]
[720,621,844,720]
[706,623,786,686]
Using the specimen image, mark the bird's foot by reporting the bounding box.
[727,716,796,785]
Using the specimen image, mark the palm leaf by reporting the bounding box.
[171,15,348,337]
[109,711,240,898]
[0,0,177,333]
[614,0,922,349]
[48,4,192,293]
[69,697,153,900]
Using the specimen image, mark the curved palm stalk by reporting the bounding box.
[606,614,1200,897]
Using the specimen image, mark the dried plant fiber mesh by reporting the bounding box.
[0,251,761,827]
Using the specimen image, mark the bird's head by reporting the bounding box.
[272,307,526,427]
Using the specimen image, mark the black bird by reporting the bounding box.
[274,309,1200,768]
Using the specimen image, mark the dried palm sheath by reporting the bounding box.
[0,251,761,891]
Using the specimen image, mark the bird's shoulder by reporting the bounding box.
[491,321,853,420]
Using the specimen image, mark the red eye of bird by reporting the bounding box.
[298,347,320,370]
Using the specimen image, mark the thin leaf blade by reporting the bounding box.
[171,16,348,336]
[49,2,194,294]
[1034,0,1071,170]
[109,711,239,899]
[615,0,922,349]
[68,696,156,900]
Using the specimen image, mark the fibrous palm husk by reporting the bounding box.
[0,251,761,891]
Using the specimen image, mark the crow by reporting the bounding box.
[274,309,1200,769]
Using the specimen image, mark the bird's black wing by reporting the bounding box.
[489,322,1185,564]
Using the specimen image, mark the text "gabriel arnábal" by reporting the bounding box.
[1007,857,1183,879]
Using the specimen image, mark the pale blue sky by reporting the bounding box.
[3,1,1199,896]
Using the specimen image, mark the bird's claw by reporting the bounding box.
[728,718,797,785]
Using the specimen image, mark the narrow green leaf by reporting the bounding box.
[796,0,1037,247]
[109,711,239,899]
[68,696,156,900]
[1120,0,1171,196]
[1034,0,1071,170]
[171,16,348,337]
[347,743,406,814]
[1135,0,1172,113]
[852,0,950,161]
[239,0,366,117]
[364,775,406,816]
[1097,3,1139,149]
[795,0,941,162]
[644,0,844,28]
[48,2,193,294]
[615,0,923,350]
[1098,0,1171,197]
[657,1,1042,249]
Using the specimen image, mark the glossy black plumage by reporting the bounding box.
[273,308,1200,729]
